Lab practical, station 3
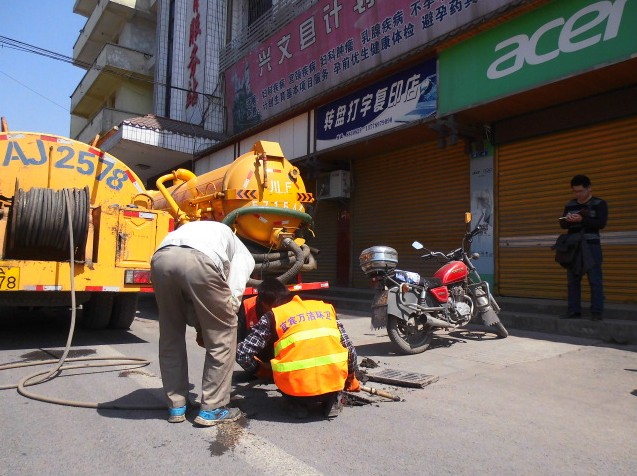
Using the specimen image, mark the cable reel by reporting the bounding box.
[6,185,90,261]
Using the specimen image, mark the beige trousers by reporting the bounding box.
[150,246,237,411]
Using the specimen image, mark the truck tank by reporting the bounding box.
[0,118,174,329]
[148,140,317,285]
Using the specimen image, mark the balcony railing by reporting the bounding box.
[220,0,316,71]
[73,107,141,143]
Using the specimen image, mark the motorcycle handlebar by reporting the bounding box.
[420,251,448,260]
[418,224,487,261]
[467,223,488,239]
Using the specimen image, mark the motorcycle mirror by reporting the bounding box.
[465,212,472,224]
[471,252,480,260]
[412,241,424,250]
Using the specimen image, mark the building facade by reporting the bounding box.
[71,0,222,187]
[75,0,637,303]
[203,0,637,303]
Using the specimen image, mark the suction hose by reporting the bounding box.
[247,237,306,287]
[0,189,164,411]
[222,207,316,286]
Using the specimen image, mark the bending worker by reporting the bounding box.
[236,277,360,419]
[151,221,255,426]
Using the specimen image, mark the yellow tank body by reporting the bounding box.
[149,140,315,250]
[0,127,173,329]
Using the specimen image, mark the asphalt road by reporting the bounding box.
[1,296,636,475]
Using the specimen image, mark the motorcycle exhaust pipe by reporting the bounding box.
[425,315,455,328]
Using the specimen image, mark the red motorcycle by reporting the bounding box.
[360,213,508,355]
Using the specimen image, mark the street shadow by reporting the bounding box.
[95,372,340,424]
[231,371,341,423]
[0,307,148,351]
[354,332,465,357]
[95,386,198,421]
[499,325,637,353]
[447,327,504,341]
[231,383,338,424]
[95,388,172,421]
[137,294,159,321]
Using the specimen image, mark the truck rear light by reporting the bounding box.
[125,269,152,284]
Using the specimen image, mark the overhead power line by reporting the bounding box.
[0,69,68,111]
[0,35,222,100]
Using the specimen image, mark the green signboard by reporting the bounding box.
[439,0,637,114]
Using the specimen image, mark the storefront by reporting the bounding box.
[496,113,637,303]
[439,0,637,302]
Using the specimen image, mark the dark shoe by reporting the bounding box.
[560,312,581,319]
[323,392,343,419]
[194,407,242,426]
[167,405,187,423]
[591,312,603,321]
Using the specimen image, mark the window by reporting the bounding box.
[248,0,272,26]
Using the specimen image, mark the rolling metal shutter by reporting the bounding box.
[304,199,339,284]
[497,115,637,303]
[351,141,469,288]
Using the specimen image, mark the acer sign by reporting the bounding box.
[439,0,637,114]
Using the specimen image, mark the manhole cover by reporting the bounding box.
[366,368,439,388]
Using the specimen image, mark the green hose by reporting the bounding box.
[222,206,313,227]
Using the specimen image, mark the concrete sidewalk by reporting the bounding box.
[302,287,637,345]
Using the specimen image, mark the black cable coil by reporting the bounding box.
[6,186,89,261]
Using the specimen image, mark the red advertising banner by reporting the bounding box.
[224,0,512,134]
[184,0,207,124]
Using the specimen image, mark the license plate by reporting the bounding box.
[0,266,19,290]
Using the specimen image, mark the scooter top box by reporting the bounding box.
[359,246,398,276]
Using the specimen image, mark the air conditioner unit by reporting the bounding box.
[316,170,350,199]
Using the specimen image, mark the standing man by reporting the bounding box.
[560,175,608,320]
[236,277,360,419]
[151,221,255,425]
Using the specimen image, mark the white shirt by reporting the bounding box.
[156,221,255,299]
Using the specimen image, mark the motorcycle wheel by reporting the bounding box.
[490,321,509,338]
[387,314,434,355]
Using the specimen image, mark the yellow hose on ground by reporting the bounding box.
[0,190,165,410]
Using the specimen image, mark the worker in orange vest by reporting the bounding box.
[236,277,360,419]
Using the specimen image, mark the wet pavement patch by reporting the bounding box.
[20,348,96,361]
[208,417,249,456]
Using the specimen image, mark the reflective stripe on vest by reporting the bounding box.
[271,351,349,373]
[273,327,342,356]
[271,296,348,396]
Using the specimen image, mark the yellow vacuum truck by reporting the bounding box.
[0,118,320,329]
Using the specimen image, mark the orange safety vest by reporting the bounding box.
[243,295,259,329]
[270,295,348,396]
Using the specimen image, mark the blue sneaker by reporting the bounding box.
[194,407,242,426]
[168,405,187,423]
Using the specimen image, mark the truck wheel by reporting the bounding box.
[109,293,139,329]
[82,293,114,329]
